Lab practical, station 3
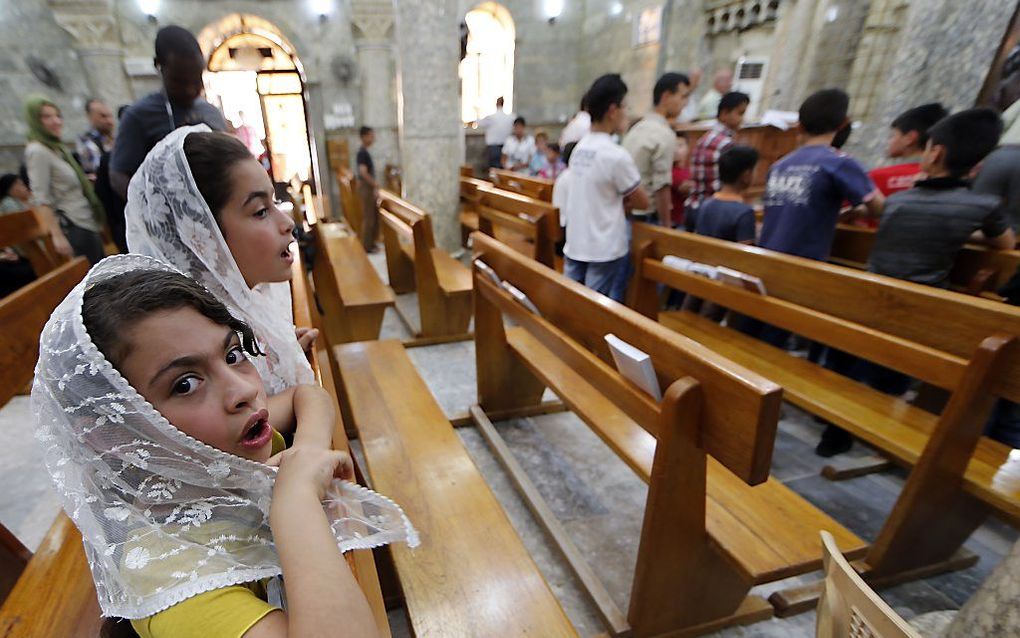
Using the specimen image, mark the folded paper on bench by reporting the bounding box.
[716,266,767,295]
[605,333,663,401]
[663,254,719,280]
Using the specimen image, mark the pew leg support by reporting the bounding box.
[821,454,894,481]
[767,547,979,618]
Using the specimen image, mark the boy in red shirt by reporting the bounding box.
[869,102,948,197]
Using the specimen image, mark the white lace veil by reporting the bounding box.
[32,254,418,619]
[124,124,312,395]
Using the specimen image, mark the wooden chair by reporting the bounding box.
[475,185,561,270]
[816,531,921,638]
[489,168,554,202]
[378,190,473,344]
[331,335,578,637]
[0,257,101,637]
[829,224,1020,298]
[289,248,391,635]
[628,223,1020,608]
[471,232,866,636]
[0,208,67,277]
[310,222,395,344]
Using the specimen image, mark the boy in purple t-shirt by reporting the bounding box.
[760,89,884,260]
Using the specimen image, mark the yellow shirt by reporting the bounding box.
[131,429,287,638]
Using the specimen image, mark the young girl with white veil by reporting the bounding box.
[124,125,316,399]
[32,255,416,638]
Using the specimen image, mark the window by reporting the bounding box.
[460,3,515,124]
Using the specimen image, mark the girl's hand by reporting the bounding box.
[295,327,319,353]
[267,447,354,501]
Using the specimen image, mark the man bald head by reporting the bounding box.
[154,25,205,107]
[713,69,734,94]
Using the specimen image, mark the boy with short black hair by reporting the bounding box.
[685,91,750,225]
[869,103,948,198]
[760,88,883,261]
[869,108,1014,287]
[562,74,649,301]
[693,144,758,244]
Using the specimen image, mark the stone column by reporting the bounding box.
[352,1,399,183]
[392,0,462,252]
[49,0,133,107]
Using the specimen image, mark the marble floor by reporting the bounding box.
[2,248,1015,637]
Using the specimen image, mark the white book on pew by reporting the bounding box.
[473,259,502,286]
[716,266,767,295]
[604,333,662,402]
[500,281,542,316]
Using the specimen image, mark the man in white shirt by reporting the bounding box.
[695,68,733,121]
[501,117,535,171]
[622,72,692,226]
[563,74,650,302]
[478,97,515,168]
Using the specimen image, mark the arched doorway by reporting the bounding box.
[459,3,515,123]
[198,14,315,189]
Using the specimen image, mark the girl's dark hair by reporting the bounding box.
[182,131,254,222]
[82,269,264,368]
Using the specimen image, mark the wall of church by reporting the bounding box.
[849,0,1015,165]
[0,2,95,173]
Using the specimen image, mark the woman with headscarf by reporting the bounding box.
[125,125,315,396]
[23,95,106,265]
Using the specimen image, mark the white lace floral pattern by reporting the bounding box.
[124,125,313,395]
[32,255,418,620]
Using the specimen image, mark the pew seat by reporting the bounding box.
[333,339,577,637]
[660,309,1020,522]
[311,222,395,344]
[507,326,868,583]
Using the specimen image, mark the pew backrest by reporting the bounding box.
[630,223,1020,403]
[489,168,554,202]
[476,186,560,269]
[0,257,88,407]
[0,208,67,276]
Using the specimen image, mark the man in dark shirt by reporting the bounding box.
[356,126,379,252]
[869,108,1015,287]
[693,145,758,244]
[110,26,226,200]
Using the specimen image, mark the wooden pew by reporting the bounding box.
[459,165,474,178]
[0,208,66,276]
[378,190,473,344]
[489,168,554,202]
[332,337,578,637]
[311,222,395,344]
[0,257,100,637]
[458,175,488,247]
[471,232,866,636]
[829,224,1020,297]
[289,248,391,636]
[475,185,561,270]
[383,163,402,194]
[628,223,1020,601]
[336,168,364,238]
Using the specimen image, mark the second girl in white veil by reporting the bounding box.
[126,124,314,395]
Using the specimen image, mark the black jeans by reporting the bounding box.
[59,215,105,265]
